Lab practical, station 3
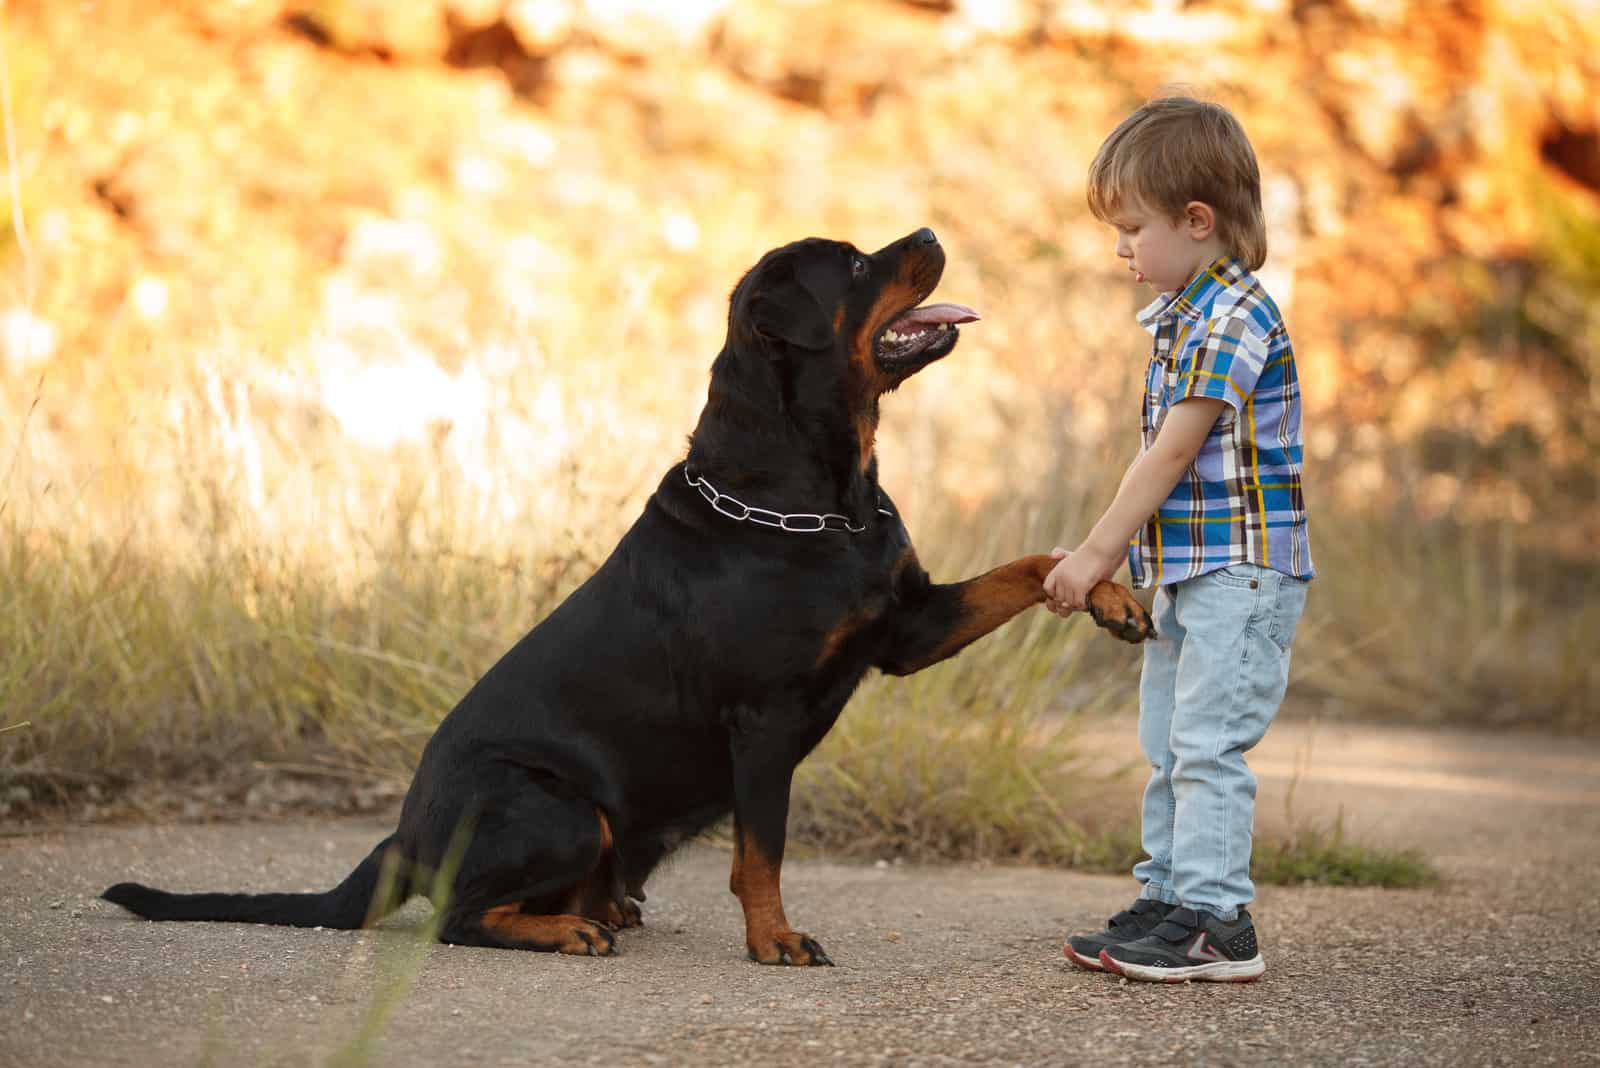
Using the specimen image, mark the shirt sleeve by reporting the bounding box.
[1174,312,1268,412]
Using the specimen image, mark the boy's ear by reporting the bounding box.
[1184,201,1216,241]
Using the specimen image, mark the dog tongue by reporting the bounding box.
[902,302,972,322]
[897,302,980,327]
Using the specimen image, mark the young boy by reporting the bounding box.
[1044,95,1313,983]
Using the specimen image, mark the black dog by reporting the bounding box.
[104,229,1154,965]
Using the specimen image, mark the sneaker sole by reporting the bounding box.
[1063,943,1107,971]
[1099,949,1265,983]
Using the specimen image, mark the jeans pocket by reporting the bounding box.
[1209,563,1263,591]
[1267,578,1309,651]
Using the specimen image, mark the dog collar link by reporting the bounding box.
[683,466,891,534]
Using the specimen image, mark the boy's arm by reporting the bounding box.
[1044,397,1226,609]
[1051,446,1143,563]
[1111,445,1144,498]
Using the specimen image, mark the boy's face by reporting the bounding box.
[1107,200,1220,295]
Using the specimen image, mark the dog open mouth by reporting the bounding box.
[874,302,980,366]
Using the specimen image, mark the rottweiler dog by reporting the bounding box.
[103,228,1154,965]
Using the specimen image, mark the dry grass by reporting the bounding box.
[3,366,1593,844]
[1292,509,1600,732]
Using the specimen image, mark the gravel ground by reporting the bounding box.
[4,721,1598,1067]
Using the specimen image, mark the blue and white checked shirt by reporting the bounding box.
[1129,257,1314,588]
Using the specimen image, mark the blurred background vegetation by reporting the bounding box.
[1,0,1596,859]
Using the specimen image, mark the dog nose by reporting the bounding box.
[913,227,938,245]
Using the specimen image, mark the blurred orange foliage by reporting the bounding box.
[2,0,1598,554]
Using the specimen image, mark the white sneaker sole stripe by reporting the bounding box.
[1114,953,1266,983]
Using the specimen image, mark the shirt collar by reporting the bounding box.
[1137,256,1246,335]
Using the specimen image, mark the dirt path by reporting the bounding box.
[5,721,1599,1067]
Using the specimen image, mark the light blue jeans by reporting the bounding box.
[1133,562,1308,920]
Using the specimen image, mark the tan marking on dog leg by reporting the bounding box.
[1086,581,1156,643]
[731,828,832,966]
[478,905,617,955]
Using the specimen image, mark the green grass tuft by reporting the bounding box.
[1251,820,1438,889]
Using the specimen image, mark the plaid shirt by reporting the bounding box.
[1129,256,1314,588]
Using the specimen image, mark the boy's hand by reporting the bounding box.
[1042,547,1073,617]
[1043,543,1121,616]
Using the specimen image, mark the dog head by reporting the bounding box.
[727,227,977,393]
[713,229,977,470]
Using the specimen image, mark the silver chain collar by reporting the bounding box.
[683,465,892,534]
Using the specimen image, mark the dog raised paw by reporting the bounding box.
[1087,583,1156,643]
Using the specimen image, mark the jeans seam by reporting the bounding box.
[1166,778,1177,882]
[1213,642,1251,911]
[1139,584,1179,891]
[1195,582,1260,913]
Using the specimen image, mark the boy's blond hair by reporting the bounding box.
[1087,94,1267,271]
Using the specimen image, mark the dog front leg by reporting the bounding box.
[727,723,833,967]
[881,554,1154,676]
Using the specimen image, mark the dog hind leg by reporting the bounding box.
[562,809,643,929]
[453,905,619,956]
[432,787,622,955]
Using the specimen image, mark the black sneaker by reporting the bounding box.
[1063,898,1176,971]
[1098,906,1264,982]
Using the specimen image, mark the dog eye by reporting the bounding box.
[850,257,868,278]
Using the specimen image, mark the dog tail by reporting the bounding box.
[102,834,405,930]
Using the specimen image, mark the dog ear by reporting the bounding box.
[748,280,835,351]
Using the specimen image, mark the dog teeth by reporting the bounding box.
[884,327,942,344]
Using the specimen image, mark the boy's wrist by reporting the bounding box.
[1075,536,1125,571]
